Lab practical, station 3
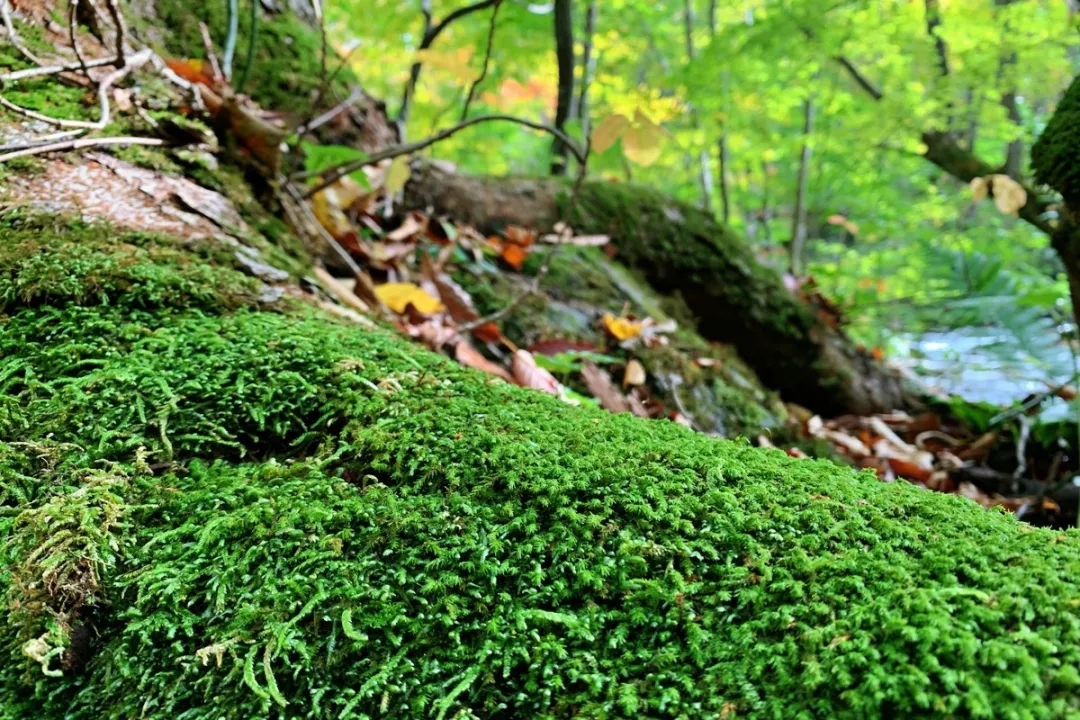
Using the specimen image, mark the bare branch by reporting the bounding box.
[399,0,499,126]
[460,0,503,121]
[1,0,42,65]
[296,114,586,198]
[835,56,883,100]
[104,0,128,67]
[1,55,119,82]
[0,135,162,163]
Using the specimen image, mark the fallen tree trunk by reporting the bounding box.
[405,163,924,417]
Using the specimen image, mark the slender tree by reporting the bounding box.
[551,0,574,175]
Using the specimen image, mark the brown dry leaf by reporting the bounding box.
[581,361,633,414]
[602,312,644,341]
[623,359,646,387]
[408,318,460,351]
[386,211,428,242]
[369,242,415,268]
[1053,383,1079,401]
[374,282,444,315]
[627,392,650,418]
[455,341,513,383]
[990,174,1027,216]
[694,357,720,368]
[511,350,562,396]
[503,225,536,247]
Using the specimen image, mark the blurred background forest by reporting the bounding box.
[334,0,1078,408]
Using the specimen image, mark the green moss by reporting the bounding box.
[3,266,1080,715]
[0,215,267,312]
[1032,75,1080,205]
[151,0,350,111]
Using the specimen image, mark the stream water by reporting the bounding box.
[894,328,1075,407]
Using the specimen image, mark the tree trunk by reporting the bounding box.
[404,164,924,416]
[551,0,574,175]
[1032,74,1080,319]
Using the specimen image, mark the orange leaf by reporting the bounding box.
[163,57,216,87]
[871,347,885,360]
[501,243,528,271]
[455,341,513,382]
[886,457,932,483]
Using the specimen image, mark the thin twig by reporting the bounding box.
[0,95,99,128]
[2,53,120,83]
[89,48,153,129]
[296,85,363,137]
[297,114,586,197]
[68,0,91,78]
[399,0,499,126]
[199,22,223,83]
[460,0,502,121]
[0,129,84,152]
[1,0,42,65]
[0,135,163,163]
[104,0,128,67]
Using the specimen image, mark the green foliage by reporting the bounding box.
[4,208,1080,719]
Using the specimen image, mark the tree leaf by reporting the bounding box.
[602,312,644,341]
[590,113,630,153]
[622,122,663,166]
[511,350,562,395]
[374,282,444,315]
[970,176,989,202]
[385,157,411,195]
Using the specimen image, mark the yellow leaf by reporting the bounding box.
[622,123,662,166]
[385,157,411,195]
[602,312,644,341]
[990,174,1027,216]
[970,176,988,202]
[374,282,444,315]
[590,113,630,153]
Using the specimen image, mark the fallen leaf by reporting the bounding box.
[385,156,411,195]
[602,312,644,341]
[591,113,631,153]
[503,225,536,247]
[623,358,646,387]
[886,457,932,483]
[374,282,444,315]
[694,357,720,368]
[511,349,562,395]
[581,361,633,413]
[312,265,371,313]
[386,211,428,242]
[501,243,528,271]
[455,341,513,382]
[113,88,133,112]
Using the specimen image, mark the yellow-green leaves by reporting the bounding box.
[413,48,475,83]
[589,109,664,166]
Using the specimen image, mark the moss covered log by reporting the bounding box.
[453,245,788,438]
[3,213,1080,719]
[404,165,922,417]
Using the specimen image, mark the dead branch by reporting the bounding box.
[68,0,91,78]
[1,55,119,82]
[1,0,42,65]
[297,114,586,197]
[0,135,163,163]
[104,0,128,66]
[460,0,503,121]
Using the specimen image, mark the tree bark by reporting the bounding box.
[789,95,815,276]
[551,0,574,176]
[404,163,924,416]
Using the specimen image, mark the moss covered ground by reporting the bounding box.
[3,205,1080,720]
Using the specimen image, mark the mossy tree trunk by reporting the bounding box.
[405,163,924,417]
[1032,75,1080,323]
